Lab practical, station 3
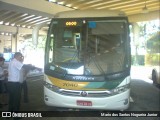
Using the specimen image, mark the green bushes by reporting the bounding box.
[131,54,160,66]
[145,53,160,66]
[131,55,145,65]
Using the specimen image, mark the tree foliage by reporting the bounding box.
[147,32,160,53]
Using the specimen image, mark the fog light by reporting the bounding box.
[124,98,128,105]
[45,95,48,101]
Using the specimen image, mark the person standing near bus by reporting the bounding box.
[0,57,8,108]
[7,52,24,112]
[19,56,29,103]
[20,56,42,103]
[7,52,41,120]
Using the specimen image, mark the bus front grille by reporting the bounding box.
[58,89,112,97]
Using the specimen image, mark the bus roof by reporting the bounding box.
[55,10,126,18]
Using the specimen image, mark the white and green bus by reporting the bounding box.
[44,10,131,110]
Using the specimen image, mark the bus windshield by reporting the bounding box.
[46,18,130,76]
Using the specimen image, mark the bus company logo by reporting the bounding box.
[2,112,11,117]
[81,91,88,97]
[73,76,95,81]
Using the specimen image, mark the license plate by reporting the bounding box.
[77,100,92,106]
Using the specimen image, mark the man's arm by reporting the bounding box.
[22,64,41,72]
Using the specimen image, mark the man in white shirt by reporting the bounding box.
[7,52,24,112]
[8,52,39,113]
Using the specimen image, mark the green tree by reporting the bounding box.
[147,32,160,53]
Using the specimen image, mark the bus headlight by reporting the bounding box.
[110,84,130,95]
[44,81,60,92]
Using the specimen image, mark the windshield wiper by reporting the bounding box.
[88,54,106,75]
[63,49,80,78]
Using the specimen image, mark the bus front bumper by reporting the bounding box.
[44,87,130,110]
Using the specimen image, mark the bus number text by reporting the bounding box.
[63,83,78,87]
